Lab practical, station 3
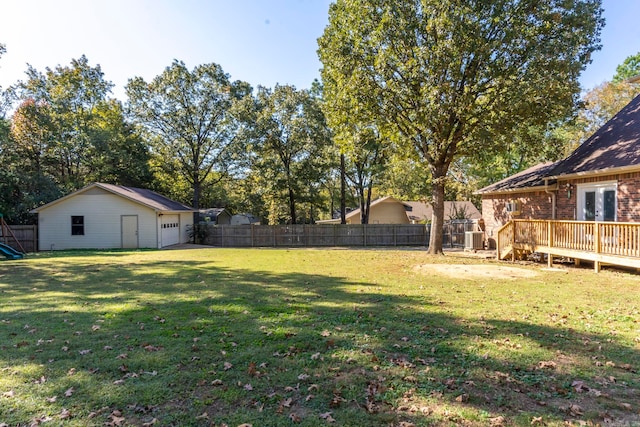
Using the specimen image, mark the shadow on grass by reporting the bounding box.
[0,255,639,426]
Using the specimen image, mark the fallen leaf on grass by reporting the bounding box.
[490,416,505,426]
[567,404,583,416]
[244,383,253,391]
[531,416,544,425]
[224,362,233,370]
[59,408,72,419]
[195,412,209,420]
[537,360,557,369]
[79,349,91,355]
[107,410,126,426]
[319,412,335,423]
[64,387,74,397]
[2,390,15,398]
[289,413,301,422]
[142,418,158,426]
[46,396,57,403]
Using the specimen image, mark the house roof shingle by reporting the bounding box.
[31,183,194,213]
[477,93,640,195]
[475,161,559,195]
[550,93,640,178]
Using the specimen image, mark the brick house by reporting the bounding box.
[477,93,640,247]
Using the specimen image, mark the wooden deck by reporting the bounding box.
[496,219,640,272]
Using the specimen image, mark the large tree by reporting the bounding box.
[126,61,250,213]
[319,0,603,253]
[236,84,332,224]
[613,52,640,82]
[18,56,115,189]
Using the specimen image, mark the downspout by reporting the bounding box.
[544,179,556,220]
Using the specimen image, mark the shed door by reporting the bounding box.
[122,215,139,249]
[161,215,180,247]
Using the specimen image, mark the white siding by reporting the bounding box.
[38,190,158,250]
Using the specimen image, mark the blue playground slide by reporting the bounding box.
[0,243,24,260]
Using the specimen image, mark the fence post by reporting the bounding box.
[363,224,367,247]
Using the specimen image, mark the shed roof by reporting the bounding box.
[31,183,194,213]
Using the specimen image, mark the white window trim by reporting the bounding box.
[576,181,617,221]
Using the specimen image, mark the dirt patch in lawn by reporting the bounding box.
[414,263,539,279]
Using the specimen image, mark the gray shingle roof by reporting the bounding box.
[31,183,194,213]
[475,161,559,194]
[96,183,194,211]
[550,93,640,177]
[477,93,640,194]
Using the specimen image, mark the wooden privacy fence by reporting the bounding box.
[1,224,37,253]
[497,219,640,272]
[202,224,428,248]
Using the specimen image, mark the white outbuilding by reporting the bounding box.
[31,183,195,250]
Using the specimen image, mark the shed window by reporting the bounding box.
[71,216,85,235]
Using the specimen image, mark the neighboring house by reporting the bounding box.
[318,196,481,224]
[199,208,232,225]
[230,213,261,225]
[31,183,195,250]
[477,93,640,244]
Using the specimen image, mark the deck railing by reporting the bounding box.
[496,219,640,272]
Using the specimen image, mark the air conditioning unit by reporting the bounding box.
[464,231,484,250]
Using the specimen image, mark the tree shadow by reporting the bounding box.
[1,256,639,426]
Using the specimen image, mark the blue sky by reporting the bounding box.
[0,0,638,101]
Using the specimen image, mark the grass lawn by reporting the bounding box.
[1,248,639,426]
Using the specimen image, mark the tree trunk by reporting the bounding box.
[289,187,297,224]
[192,179,201,243]
[340,153,346,224]
[427,170,446,255]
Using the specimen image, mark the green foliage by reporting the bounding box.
[612,51,640,82]
[319,0,604,252]
[235,85,332,224]
[126,60,249,210]
[2,57,152,222]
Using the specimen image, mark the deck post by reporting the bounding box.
[594,222,600,272]
[547,221,553,267]
[511,222,516,262]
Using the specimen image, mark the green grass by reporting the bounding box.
[1,248,639,426]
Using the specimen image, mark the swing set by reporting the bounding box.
[0,213,25,259]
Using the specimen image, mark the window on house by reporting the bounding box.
[71,216,85,235]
